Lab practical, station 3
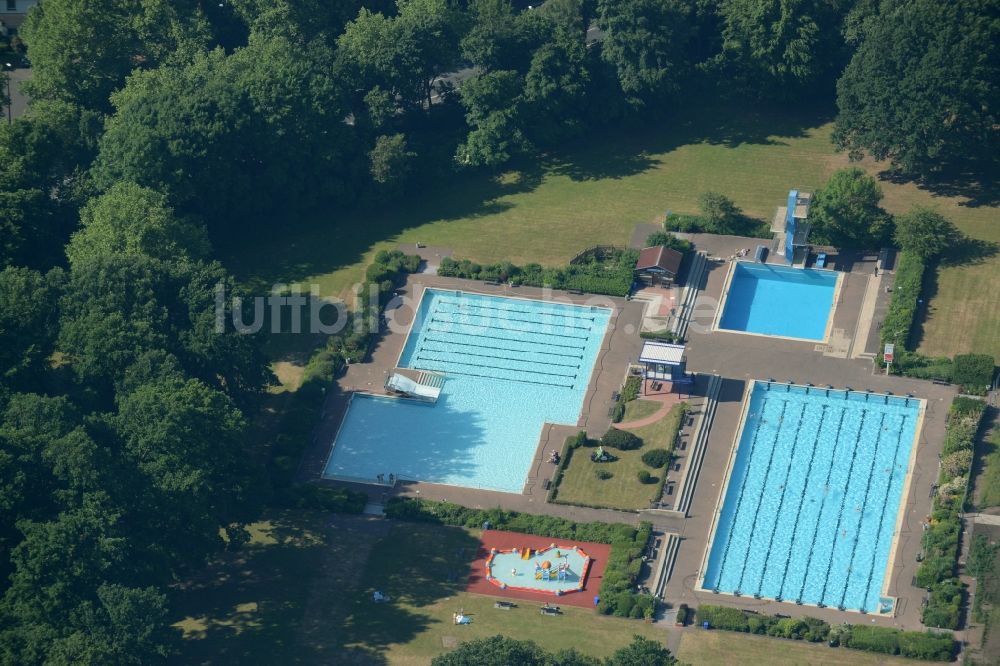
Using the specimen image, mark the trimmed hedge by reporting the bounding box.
[880,250,925,356]
[602,428,642,451]
[383,498,653,617]
[437,248,639,297]
[695,605,955,661]
[916,397,987,628]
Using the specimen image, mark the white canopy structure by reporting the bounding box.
[385,370,446,402]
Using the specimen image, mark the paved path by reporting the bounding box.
[967,513,1000,526]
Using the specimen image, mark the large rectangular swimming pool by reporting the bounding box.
[717,263,839,341]
[701,381,922,613]
[322,289,611,493]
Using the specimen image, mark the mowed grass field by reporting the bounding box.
[676,630,930,666]
[224,101,1000,365]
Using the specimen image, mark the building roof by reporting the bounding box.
[638,341,686,366]
[636,246,683,275]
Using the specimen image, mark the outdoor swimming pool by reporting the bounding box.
[322,289,611,493]
[701,381,922,613]
[717,263,839,341]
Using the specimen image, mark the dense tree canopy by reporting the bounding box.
[894,206,962,261]
[834,0,1000,177]
[1,0,994,661]
[714,0,840,99]
[809,167,893,248]
[596,0,695,107]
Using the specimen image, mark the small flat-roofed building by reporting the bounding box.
[638,341,693,391]
[635,245,684,286]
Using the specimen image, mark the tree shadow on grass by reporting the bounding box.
[219,99,833,304]
[878,161,1000,209]
[543,101,834,182]
[940,235,1000,268]
[334,522,481,661]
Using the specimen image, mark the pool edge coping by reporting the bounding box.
[880,396,928,602]
[710,261,844,345]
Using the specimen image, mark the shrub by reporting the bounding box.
[622,375,641,402]
[611,402,625,423]
[695,605,749,631]
[844,625,900,655]
[951,354,995,394]
[695,606,954,661]
[641,449,671,469]
[639,330,683,342]
[595,469,613,480]
[644,231,693,254]
[698,191,743,229]
[602,428,642,451]
[897,631,956,661]
[636,470,652,484]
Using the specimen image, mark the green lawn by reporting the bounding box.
[224,100,1000,369]
[169,513,668,665]
[622,398,662,423]
[554,403,684,511]
[677,630,930,666]
[972,417,1000,509]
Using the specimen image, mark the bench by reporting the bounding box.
[932,379,951,386]
[543,478,552,490]
[494,601,516,610]
[483,279,501,285]
[568,288,584,295]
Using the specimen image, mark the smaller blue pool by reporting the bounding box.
[718,263,839,341]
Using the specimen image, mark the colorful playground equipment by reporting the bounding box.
[534,560,571,581]
[484,544,592,597]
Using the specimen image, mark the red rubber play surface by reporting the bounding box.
[465,530,611,609]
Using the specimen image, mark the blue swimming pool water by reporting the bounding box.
[322,289,611,493]
[719,263,838,341]
[702,382,921,612]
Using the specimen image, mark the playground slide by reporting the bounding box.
[535,571,542,580]
[521,549,531,560]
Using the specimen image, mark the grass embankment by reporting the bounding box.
[555,403,683,511]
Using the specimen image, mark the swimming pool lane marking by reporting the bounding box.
[435,299,599,322]
[423,327,587,351]
[422,336,584,359]
[768,404,827,601]
[791,405,846,604]
[408,363,575,389]
[713,400,773,589]
[732,401,788,595]
[740,401,803,596]
[837,412,888,610]
[816,410,867,607]
[428,316,592,340]
[858,413,908,611]
[413,354,577,380]
[417,344,581,370]
[433,307,596,331]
